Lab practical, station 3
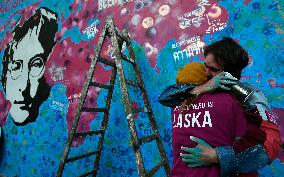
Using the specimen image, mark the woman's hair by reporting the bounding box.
[176,62,208,85]
[204,37,249,79]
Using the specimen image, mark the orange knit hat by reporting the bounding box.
[176,62,208,85]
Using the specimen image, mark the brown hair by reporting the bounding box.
[204,37,249,79]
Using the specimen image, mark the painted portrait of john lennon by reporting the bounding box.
[1,7,58,126]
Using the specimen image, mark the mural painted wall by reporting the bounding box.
[0,0,283,176]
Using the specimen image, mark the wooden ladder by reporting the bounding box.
[57,17,171,177]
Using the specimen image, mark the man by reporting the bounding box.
[169,62,247,177]
[159,37,281,176]
[1,7,58,125]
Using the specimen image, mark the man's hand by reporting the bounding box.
[206,72,238,92]
[180,136,219,167]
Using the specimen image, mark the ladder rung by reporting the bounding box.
[73,129,104,137]
[121,54,135,64]
[82,107,107,112]
[132,107,148,114]
[98,57,116,67]
[139,134,158,145]
[90,82,111,89]
[78,169,97,177]
[146,159,167,177]
[126,80,141,88]
[66,151,98,163]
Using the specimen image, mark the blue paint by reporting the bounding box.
[0,83,68,176]
[0,0,283,176]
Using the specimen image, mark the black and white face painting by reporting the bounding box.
[2,8,58,125]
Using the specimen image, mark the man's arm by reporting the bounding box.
[191,117,281,176]
[180,136,270,176]
[215,144,270,176]
[190,72,238,95]
[158,72,238,107]
[158,84,196,108]
[218,83,282,161]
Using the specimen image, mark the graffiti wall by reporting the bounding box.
[0,0,283,176]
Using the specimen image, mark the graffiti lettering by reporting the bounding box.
[67,93,82,105]
[0,0,26,13]
[172,36,201,49]
[50,101,67,112]
[173,43,204,62]
[83,19,100,39]
[51,67,66,82]
[68,99,78,105]
[177,0,210,20]
[178,3,225,31]
[98,0,134,11]
[179,14,206,29]
[67,93,81,100]
[178,7,205,20]
[206,18,227,34]
[197,0,211,7]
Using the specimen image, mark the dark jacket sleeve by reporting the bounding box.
[216,84,279,176]
[216,145,270,177]
[158,84,195,108]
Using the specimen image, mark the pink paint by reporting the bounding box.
[240,75,251,80]
[131,102,139,119]
[0,0,28,13]
[268,79,277,88]
[46,37,112,146]
[234,38,239,43]
[1,0,229,146]
[248,56,253,65]
[0,1,41,49]
[156,67,160,74]
[0,91,11,126]
[244,0,253,6]
[84,0,229,67]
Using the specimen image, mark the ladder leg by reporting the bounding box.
[57,21,110,177]
[109,21,146,177]
[125,35,171,177]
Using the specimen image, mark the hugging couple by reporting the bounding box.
[159,37,282,177]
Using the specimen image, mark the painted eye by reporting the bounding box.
[11,61,22,71]
[8,60,23,80]
[30,57,44,77]
[31,58,43,67]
